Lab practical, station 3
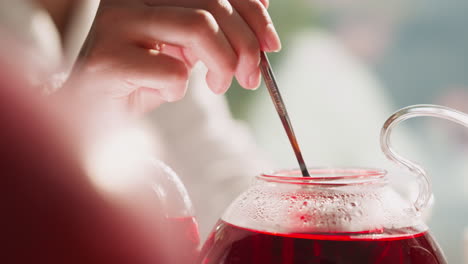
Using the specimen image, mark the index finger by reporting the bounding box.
[258,0,269,8]
[230,0,281,52]
[112,6,239,94]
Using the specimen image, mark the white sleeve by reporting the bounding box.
[0,0,63,92]
[147,63,271,239]
[61,0,99,70]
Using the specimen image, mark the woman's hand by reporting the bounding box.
[72,0,281,114]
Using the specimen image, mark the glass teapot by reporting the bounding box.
[82,118,200,263]
[199,105,468,264]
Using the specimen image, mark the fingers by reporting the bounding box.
[127,87,166,114]
[198,0,280,89]
[258,0,269,8]
[229,0,281,52]
[84,40,190,102]
[123,49,189,102]
[142,0,279,90]
[115,6,238,94]
[93,2,281,96]
[202,1,263,89]
[118,49,189,113]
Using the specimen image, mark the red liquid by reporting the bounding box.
[199,220,446,264]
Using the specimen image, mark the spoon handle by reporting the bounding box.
[260,52,310,177]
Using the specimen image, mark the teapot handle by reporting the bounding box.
[380,104,468,212]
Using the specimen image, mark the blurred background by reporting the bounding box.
[1,0,466,262]
[225,0,468,262]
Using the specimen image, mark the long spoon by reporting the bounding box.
[259,52,310,177]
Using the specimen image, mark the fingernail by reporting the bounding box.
[248,70,261,89]
[158,89,170,101]
[160,88,179,102]
[214,78,232,95]
[264,24,281,52]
